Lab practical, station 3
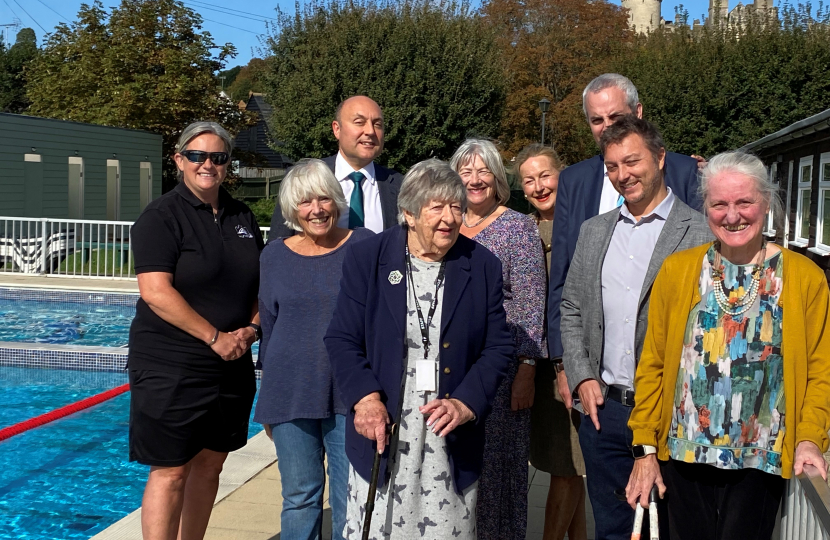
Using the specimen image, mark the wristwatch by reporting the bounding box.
[248,323,262,341]
[632,445,658,459]
[521,358,537,367]
[553,358,565,374]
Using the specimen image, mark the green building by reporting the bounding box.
[0,113,162,221]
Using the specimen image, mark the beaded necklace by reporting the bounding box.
[711,240,767,316]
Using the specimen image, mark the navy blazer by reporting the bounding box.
[547,152,701,359]
[324,225,513,492]
[268,154,403,238]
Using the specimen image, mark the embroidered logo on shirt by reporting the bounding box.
[235,225,254,239]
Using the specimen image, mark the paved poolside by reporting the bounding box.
[0,274,138,292]
[93,429,595,539]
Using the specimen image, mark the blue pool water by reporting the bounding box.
[0,298,135,347]
[0,296,260,355]
[0,367,263,539]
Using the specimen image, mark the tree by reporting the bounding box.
[261,0,506,170]
[225,58,267,102]
[0,28,38,113]
[619,5,830,157]
[482,0,633,164]
[25,0,255,191]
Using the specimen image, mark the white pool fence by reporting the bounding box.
[0,216,271,280]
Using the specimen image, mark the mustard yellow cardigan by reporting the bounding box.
[629,243,830,478]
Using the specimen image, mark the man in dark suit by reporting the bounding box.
[548,74,702,403]
[269,95,403,237]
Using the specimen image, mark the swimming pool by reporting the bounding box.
[0,366,262,539]
[0,297,134,347]
[0,288,259,356]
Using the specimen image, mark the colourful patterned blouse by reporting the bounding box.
[668,244,785,475]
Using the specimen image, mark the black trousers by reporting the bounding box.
[663,459,785,540]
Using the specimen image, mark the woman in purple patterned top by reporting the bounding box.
[451,139,547,540]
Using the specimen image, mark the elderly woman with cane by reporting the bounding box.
[325,159,514,539]
[626,152,830,540]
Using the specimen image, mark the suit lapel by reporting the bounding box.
[378,227,408,337]
[638,200,690,307]
[440,244,471,334]
[374,164,398,230]
[589,156,605,216]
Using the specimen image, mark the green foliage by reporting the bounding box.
[25,0,256,192]
[0,28,38,113]
[247,196,277,227]
[619,7,830,157]
[226,58,267,102]
[261,0,506,170]
[58,248,136,278]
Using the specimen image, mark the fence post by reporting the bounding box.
[40,218,48,276]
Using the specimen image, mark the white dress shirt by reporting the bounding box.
[600,188,676,389]
[334,152,384,233]
[598,164,624,214]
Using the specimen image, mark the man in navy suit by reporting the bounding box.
[269,95,403,237]
[548,74,703,406]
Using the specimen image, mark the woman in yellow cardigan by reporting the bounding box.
[625,152,830,540]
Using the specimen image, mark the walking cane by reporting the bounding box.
[362,423,396,540]
[629,486,660,540]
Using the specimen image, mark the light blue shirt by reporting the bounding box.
[600,188,676,389]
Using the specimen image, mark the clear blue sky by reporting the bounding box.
[8,0,740,69]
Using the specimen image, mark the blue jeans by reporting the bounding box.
[578,399,667,540]
[271,415,347,540]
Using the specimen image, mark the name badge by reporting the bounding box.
[416,360,436,392]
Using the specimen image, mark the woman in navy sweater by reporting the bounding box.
[255,158,373,540]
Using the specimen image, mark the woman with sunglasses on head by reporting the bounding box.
[127,121,264,540]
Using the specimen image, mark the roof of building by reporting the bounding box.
[741,108,830,152]
[233,93,293,169]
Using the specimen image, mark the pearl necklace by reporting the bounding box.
[711,241,766,316]
[462,203,499,228]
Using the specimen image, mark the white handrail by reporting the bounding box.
[779,464,830,540]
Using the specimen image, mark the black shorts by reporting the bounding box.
[128,364,256,467]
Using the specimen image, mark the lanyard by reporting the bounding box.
[404,245,446,360]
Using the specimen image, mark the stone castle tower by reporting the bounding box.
[624,0,663,33]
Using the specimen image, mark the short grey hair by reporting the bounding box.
[397,159,467,226]
[175,121,234,182]
[582,74,640,119]
[699,152,783,226]
[175,121,233,153]
[279,158,348,232]
[449,139,510,205]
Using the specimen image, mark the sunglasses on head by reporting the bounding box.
[180,150,230,165]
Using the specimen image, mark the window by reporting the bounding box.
[106,159,121,221]
[68,157,84,219]
[139,162,153,212]
[764,162,778,237]
[813,153,830,254]
[793,156,812,246]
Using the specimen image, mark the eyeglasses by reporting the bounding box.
[180,150,230,165]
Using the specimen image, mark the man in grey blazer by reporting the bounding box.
[269,95,403,237]
[560,116,712,540]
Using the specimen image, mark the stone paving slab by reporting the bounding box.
[0,274,138,292]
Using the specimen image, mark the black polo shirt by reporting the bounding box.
[128,182,264,377]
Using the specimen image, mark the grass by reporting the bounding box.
[56,248,136,278]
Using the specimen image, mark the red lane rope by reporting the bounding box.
[0,383,130,442]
